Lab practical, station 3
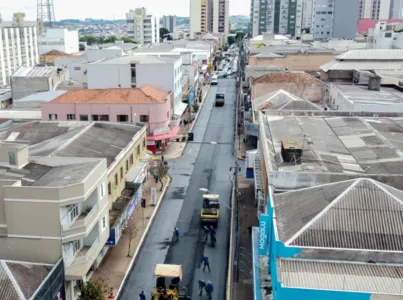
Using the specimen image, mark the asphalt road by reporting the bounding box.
[120,78,236,300]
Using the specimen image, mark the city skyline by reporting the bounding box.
[0,0,249,21]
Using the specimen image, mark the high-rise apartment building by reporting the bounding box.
[0,13,39,87]
[213,0,230,34]
[302,0,313,29]
[390,0,403,18]
[126,8,160,44]
[359,0,392,19]
[312,0,359,40]
[249,0,275,37]
[273,0,303,37]
[162,15,176,33]
[190,0,213,38]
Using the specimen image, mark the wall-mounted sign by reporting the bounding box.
[151,187,157,205]
[188,88,195,105]
[245,122,259,137]
[258,214,270,256]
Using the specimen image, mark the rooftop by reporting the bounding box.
[258,112,403,189]
[251,52,284,58]
[253,90,322,111]
[336,49,403,60]
[12,66,56,78]
[320,60,403,72]
[95,54,179,65]
[14,91,68,109]
[252,72,322,84]
[0,260,54,300]
[277,258,403,295]
[42,49,70,56]
[0,121,143,167]
[331,84,403,104]
[51,85,169,104]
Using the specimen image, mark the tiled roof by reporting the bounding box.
[252,72,321,84]
[0,260,53,300]
[275,178,403,251]
[253,90,321,111]
[42,49,70,56]
[277,258,403,295]
[51,85,169,104]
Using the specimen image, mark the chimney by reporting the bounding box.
[368,74,381,91]
[281,140,303,164]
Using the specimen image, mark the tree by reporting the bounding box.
[192,101,200,113]
[227,35,235,46]
[105,35,117,43]
[79,278,110,300]
[121,37,136,43]
[302,27,310,33]
[157,161,169,191]
[235,31,245,41]
[127,223,138,257]
[159,27,170,41]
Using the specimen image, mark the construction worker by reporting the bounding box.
[201,255,211,272]
[205,281,214,300]
[209,226,216,239]
[139,291,146,300]
[198,279,206,296]
[203,226,210,242]
[174,227,180,241]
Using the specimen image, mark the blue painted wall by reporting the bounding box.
[277,286,371,300]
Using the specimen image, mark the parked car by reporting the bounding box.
[211,74,218,85]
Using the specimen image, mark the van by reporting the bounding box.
[211,75,218,85]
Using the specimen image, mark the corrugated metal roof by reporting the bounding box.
[284,178,403,251]
[278,258,403,295]
[337,49,403,60]
[253,90,321,111]
[320,60,403,71]
[12,66,55,78]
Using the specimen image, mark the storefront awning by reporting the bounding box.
[147,126,180,141]
[173,102,188,117]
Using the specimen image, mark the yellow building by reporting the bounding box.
[40,49,70,63]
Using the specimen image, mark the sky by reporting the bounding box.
[0,0,250,21]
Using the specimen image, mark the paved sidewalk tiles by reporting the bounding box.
[91,173,170,298]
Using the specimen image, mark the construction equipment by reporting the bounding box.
[200,194,220,226]
[152,264,191,300]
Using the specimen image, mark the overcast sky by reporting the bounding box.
[0,0,249,21]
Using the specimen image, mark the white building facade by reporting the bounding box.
[249,0,275,38]
[0,20,39,87]
[162,15,176,33]
[126,8,160,44]
[213,0,230,34]
[190,0,213,38]
[302,0,313,29]
[38,28,79,55]
[359,0,392,19]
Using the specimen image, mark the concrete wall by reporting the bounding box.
[252,82,325,102]
[87,63,131,89]
[248,55,336,71]
[332,0,360,39]
[41,100,171,134]
[54,56,88,83]
[86,48,124,62]
[277,287,370,300]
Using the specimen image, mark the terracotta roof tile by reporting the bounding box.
[51,85,169,104]
[252,72,321,84]
[43,49,70,56]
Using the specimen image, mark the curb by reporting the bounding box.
[115,176,172,299]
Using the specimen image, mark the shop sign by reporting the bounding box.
[258,214,270,255]
[135,163,148,183]
[154,127,170,135]
[245,122,259,137]
[188,88,195,105]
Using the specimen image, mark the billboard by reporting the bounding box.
[258,214,270,256]
[188,88,195,105]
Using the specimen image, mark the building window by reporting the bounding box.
[69,204,79,222]
[74,66,81,71]
[137,145,140,155]
[102,216,107,229]
[67,114,75,120]
[92,115,99,121]
[120,167,123,179]
[100,183,105,198]
[49,114,57,120]
[140,115,149,122]
[92,115,110,121]
[126,160,129,172]
[108,182,111,195]
[130,153,134,165]
[72,240,80,254]
[80,114,88,121]
[142,138,146,149]
[117,115,128,122]
[115,173,118,186]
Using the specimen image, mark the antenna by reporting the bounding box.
[37,0,56,34]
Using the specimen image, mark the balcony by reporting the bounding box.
[62,204,98,241]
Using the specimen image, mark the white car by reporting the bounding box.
[211,74,218,85]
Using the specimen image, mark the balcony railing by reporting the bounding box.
[69,237,100,268]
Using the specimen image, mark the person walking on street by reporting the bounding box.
[174,227,180,241]
[198,279,206,296]
[201,255,211,272]
[203,226,209,242]
[205,281,214,300]
[139,291,146,300]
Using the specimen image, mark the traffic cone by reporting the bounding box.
[108,288,114,299]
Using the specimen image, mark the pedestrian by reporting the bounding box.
[203,226,209,242]
[201,255,211,272]
[198,279,206,296]
[205,281,214,300]
[139,291,146,300]
[174,227,180,241]
[210,226,216,243]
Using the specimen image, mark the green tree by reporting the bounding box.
[79,35,98,45]
[79,278,110,300]
[105,35,117,43]
[235,31,245,41]
[302,27,310,33]
[157,161,169,191]
[159,27,170,41]
[227,35,235,46]
[121,37,136,43]
[98,36,105,44]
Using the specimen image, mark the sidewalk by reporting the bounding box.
[160,83,211,160]
[91,173,170,297]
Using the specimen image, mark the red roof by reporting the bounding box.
[358,19,403,34]
[147,126,180,141]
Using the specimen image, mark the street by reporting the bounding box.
[119,78,236,300]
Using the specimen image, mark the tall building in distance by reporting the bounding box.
[249,0,275,37]
[126,8,160,44]
[0,13,39,87]
[213,0,230,34]
[273,0,303,38]
[302,0,313,30]
[162,15,176,33]
[312,0,359,40]
[359,0,392,19]
[190,0,213,38]
[390,0,403,18]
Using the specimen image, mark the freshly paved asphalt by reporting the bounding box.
[120,78,236,300]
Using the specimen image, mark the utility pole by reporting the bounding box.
[37,0,56,35]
